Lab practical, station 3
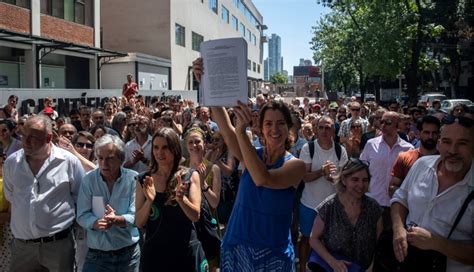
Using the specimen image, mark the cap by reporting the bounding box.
[312,104,321,110]
[43,107,54,114]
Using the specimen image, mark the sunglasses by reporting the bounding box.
[380,119,394,125]
[442,115,473,128]
[75,142,94,149]
[351,108,360,112]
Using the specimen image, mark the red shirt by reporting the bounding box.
[122,82,138,99]
[391,149,421,180]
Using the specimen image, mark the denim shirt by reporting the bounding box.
[77,167,139,251]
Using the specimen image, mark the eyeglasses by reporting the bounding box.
[351,108,360,112]
[75,142,94,149]
[380,119,394,126]
[442,115,473,128]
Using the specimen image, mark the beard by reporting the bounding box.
[420,139,437,150]
[443,155,465,173]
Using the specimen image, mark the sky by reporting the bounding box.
[252,0,331,76]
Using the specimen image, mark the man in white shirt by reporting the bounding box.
[3,115,85,272]
[391,117,473,272]
[123,115,152,173]
[298,116,348,271]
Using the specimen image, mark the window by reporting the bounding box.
[257,64,261,73]
[239,0,245,13]
[253,62,256,72]
[39,0,86,25]
[252,34,256,45]
[247,60,251,70]
[175,23,185,47]
[232,0,238,8]
[209,0,218,14]
[192,32,204,51]
[74,0,85,24]
[239,23,245,37]
[0,0,30,8]
[246,29,251,41]
[221,5,229,23]
[231,15,238,31]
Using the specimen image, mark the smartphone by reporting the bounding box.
[181,170,193,185]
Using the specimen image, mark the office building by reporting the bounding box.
[101,0,266,95]
[267,33,281,78]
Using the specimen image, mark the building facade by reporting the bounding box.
[0,0,122,89]
[101,0,266,95]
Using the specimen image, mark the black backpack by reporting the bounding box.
[308,141,342,161]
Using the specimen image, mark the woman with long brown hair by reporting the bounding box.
[135,127,207,271]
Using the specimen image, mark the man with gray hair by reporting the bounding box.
[77,134,140,271]
[3,115,85,272]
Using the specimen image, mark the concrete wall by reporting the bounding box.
[101,0,171,59]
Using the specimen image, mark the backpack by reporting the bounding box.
[308,141,342,161]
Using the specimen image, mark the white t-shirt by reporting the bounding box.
[299,140,348,209]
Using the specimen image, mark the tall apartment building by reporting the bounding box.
[267,33,282,78]
[0,0,122,89]
[101,0,266,95]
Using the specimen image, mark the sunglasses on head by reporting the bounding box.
[442,115,473,128]
[75,142,94,149]
[343,158,370,170]
[380,119,394,125]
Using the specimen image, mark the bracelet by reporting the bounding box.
[202,186,210,192]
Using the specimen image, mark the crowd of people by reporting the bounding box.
[0,62,472,272]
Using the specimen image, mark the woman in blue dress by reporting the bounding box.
[193,58,306,271]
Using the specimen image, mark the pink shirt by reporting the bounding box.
[360,135,413,206]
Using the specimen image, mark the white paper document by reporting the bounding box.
[92,196,105,218]
[199,37,248,107]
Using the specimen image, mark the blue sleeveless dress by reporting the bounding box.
[221,148,296,272]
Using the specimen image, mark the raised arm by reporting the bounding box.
[209,107,243,162]
[233,102,305,189]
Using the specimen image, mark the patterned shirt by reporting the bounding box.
[317,194,382,269]
[338,117,369,138]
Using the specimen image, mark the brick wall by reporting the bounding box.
[41,15,94,47]
[0,2,30,34]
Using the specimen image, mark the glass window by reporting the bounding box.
[239,0,245,13]
[175,23,185,47]
[247,59,251,70]
[52,0,64,18]
[246,29,251,41]
[209,0,218,14]
[257,64,261,73]
[253,62,256,72]
[232,0,238,8]
[192,32,204,51]
[221,5,229,23]
[252,34,256,45]
[0,0,30,8]
[239,23,245,37]
[231,15,238,31]
[74,0,85,24]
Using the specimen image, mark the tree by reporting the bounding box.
[269,72,288,84]
[312,0,463,104]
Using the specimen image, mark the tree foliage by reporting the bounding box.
[312,0,470,104]
[269,72,288,84]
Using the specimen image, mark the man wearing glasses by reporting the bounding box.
[391,116,473,271]
[338,102,369,146]
[3,115,85,272]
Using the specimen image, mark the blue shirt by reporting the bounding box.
[223,148,296,255]
[77,167,139,251]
